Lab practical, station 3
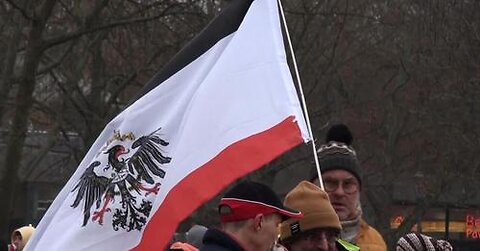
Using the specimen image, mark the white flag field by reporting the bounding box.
[26,0,310,250]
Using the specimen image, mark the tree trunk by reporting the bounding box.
[0,11,24,126]
[0,0,57,239]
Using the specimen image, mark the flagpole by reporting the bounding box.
[277,0,324,190]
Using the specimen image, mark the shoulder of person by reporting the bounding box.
[359,219,384,238]
[357,219,387,250]
[200,243,232,251]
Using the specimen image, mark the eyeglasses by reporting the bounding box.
[303,229,338,245]
[323,178,358,194]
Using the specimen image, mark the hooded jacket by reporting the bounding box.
[10,225,35,251]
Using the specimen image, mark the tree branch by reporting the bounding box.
[37,41,76,75]
[3,0,33,21]
[43,3,193,50]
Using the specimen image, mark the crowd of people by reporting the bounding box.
[168,124,454,251]
[7,124,454,251]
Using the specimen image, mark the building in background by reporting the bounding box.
[391,179,480,250]
[0,130,81,230]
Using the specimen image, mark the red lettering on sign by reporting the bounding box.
[466,229,473,238]
[394,216,404,225]
[465,214,480,239]
[466,214,474,226]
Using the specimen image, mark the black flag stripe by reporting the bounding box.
[130,0,255,104]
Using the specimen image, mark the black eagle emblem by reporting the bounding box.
[70,129,171,231]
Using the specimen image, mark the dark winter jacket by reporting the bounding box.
[200,228,244,251]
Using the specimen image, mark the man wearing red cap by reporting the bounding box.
[200,181,303,251]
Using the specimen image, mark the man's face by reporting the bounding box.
[288,228,338,251]
[255,214,283,251]
[314,170,360,221]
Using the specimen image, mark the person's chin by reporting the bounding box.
[333,206,349,219]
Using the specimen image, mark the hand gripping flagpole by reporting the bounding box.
[277,0,324,190]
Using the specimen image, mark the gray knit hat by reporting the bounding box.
[311,124,362,187]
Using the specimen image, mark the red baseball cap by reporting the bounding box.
[219,181,303,222]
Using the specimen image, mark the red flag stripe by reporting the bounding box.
[132,116,303,250]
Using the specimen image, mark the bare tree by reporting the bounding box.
[1,0,479,249]
[0,0,214,239]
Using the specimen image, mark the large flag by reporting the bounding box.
[26,0,309,250]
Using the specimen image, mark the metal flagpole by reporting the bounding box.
[277,0,324,190]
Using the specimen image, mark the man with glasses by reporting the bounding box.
[278,181,359,251]
[310,124,387,251]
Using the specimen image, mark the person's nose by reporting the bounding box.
[315,237,330,251]
[330,183,347,196]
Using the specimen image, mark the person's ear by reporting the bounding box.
[253,214,263,231]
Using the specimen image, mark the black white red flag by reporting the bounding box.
[27,0,309,250]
